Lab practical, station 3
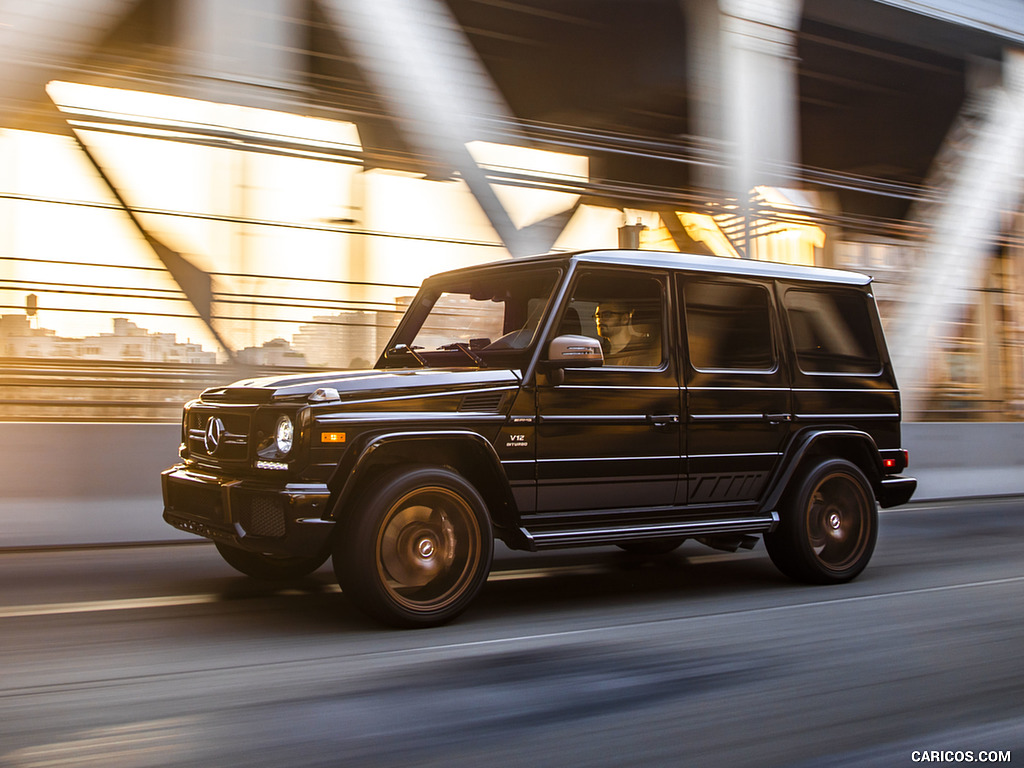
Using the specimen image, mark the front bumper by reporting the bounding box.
[161,466,335,557]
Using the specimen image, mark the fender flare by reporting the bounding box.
[760,428,883,513]
[326,429,518,530]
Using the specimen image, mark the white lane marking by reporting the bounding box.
[2,571,1022,622]
[3,718,197,768]
[397,574,1024,654]
[486,564,607,581]
[0,554,744,619]
[0,594,220,619]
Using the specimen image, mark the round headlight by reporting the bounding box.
[275,415,294,455]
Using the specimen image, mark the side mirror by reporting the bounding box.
[544,334,604,368]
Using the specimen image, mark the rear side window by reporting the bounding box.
[783,288,881,374]
[683,280,774,372]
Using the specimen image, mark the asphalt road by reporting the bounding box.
[1,498,1023,768]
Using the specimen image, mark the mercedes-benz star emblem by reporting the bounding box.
[204,417,226,454]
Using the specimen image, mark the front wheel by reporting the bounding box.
[214,541,329,581]
[764,459,877,584]
[333,467,494,628]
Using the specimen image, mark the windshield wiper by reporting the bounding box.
[386,344,428,367]
[440,342,488,368]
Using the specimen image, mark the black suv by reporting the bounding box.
[162,249,916,627]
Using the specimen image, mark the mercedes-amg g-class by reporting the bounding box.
[162,250,916,626]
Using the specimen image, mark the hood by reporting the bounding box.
[201,367,521,403]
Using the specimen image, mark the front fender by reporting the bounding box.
[326,430,518,532]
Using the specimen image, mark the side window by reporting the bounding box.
[784,288,881,374]
[683,279,774,372]
[562,271,665,368]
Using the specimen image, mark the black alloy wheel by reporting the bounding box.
[764,458,877,584]
[334,466,493,628]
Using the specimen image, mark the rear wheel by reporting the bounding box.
[214,541,329,581]
[764,459,877,584]
[334,467,493,628]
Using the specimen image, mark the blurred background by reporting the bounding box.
[1,0,1023,425]
[4,9,1024,764]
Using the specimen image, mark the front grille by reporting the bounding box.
[186,407,252,463]
[238,494,286,537]
[167,480,224,522]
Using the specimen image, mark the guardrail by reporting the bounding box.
[0,358,317,422]
[0,421,1021,549]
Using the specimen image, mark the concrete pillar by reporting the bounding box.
[684,0,802,198]
[176,0,306,108]
[718,0,803,198]
[683,0,727,192]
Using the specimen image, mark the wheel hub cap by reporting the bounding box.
[375,486,486,614]
[804,471,874,573]
[417,537,436,559]
[379,504,462,589]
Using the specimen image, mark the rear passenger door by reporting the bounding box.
[679,275,792,507]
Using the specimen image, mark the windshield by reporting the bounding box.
[383,267,562,369]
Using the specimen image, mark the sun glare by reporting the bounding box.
[6,80,825,364]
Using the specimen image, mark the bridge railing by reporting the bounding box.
[0,358,319,422]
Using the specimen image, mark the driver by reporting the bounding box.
[595,299,658,366]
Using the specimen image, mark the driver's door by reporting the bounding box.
[532,269,682,513]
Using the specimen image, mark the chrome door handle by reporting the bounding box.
[647,414,680,427]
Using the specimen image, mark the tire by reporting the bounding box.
[764,459,877,584]
[214,541,329,581]
[616,537,685,555]
[333,466,494,628]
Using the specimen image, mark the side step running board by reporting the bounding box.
[518,511,779,551]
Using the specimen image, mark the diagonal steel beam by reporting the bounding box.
[887,49,1024,417]
[60,117,237,362]
[0,0,140,127]
[320,0,572,257]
